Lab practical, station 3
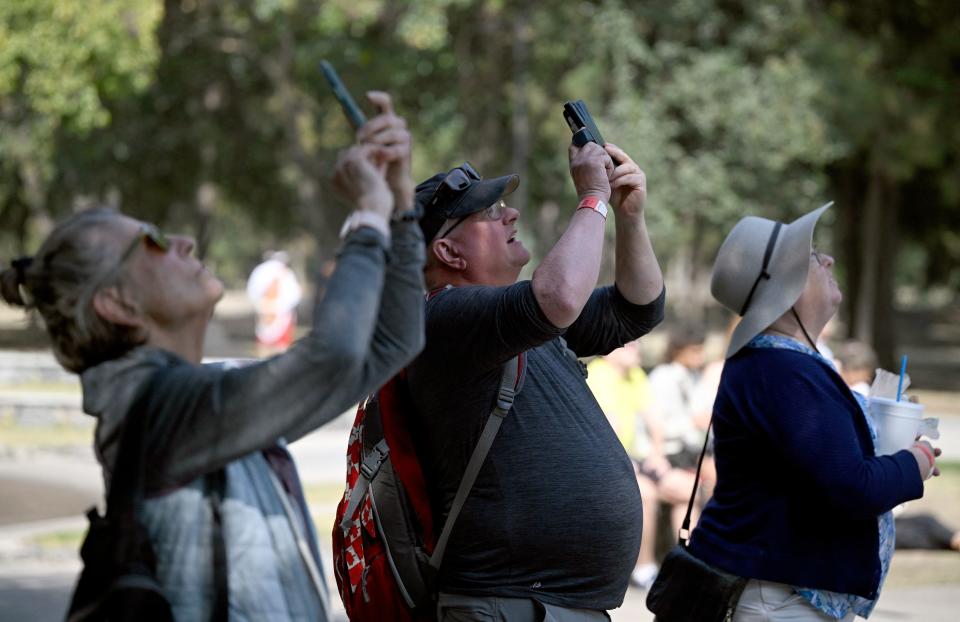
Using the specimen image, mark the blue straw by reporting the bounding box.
[896,355,908,402]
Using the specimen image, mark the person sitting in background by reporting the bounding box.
[645,325,714,534]
[0,92,424,621]
[681,202,939,621]
[586,340,661,589]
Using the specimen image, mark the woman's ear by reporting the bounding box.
[92,286,144,329]
[431,238,467,272]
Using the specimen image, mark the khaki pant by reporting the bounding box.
[437,592,610,622]
[733,580,855,622]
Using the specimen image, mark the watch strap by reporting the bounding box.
[339,211,391,242]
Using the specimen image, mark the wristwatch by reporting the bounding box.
[577,196,608,219]
[339,211,391,241]
[392,204,422,223]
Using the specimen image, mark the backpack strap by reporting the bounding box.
[338,437,390,531]
[429,353,524,569]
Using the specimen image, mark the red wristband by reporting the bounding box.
[577,196,608,219]
[913,443,935,469]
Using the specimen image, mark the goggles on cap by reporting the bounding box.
[426,162,481,212]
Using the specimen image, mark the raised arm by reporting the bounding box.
[531,142,613,328]
[146,115,426,486]
[605,143,663,306]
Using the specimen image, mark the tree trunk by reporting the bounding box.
[853,162,898,369]
[854,166,882,346]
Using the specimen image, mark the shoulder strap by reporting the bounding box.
[429,354,524,569]
[678,420,712,547]
[206,469,228,622]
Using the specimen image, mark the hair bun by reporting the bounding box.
[0,257,34,307]
[11,257,33,284]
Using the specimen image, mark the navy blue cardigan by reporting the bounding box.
[688,346,924,599]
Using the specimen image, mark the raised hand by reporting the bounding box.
[356,91,413,213]
[569,141,613,203]
[331,144,393,220]
[604,143,647,217]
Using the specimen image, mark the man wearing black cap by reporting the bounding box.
[407,141,665,620]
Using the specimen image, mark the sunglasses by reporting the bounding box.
[117,223,170,266]
[427,162,481,214]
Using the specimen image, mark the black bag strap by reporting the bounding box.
[206,469,228,622]
[429,354,524,569]
[678,420,713,547]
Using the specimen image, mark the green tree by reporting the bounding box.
[0,0,160,254]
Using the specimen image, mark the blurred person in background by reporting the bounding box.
[586,340,661,589]
[0,92,424,621]
[645,325,714,534]
[246,250,303,356]
[679,203,940,621]
[836,340,877,396]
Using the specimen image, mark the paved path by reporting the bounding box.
[2,424,960,621]
[1,343,958,621]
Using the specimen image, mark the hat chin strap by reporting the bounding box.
[790,307,821,355]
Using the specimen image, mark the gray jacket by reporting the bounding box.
[81,223,425,621]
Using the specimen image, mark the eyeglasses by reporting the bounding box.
[117,223,170,267]
[437,199,508,240]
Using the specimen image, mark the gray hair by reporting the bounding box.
[0,208,146,373]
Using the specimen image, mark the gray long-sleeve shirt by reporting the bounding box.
[80,221,425,621]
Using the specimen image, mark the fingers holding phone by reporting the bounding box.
[569,142,613,203]
[605,143,647,217]
[332,144,394,220]
[357,91,414,213]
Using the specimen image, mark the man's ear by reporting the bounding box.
[92,287,144,329]
[431,238,467,272]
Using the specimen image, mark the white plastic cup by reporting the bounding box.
[869,397,924,456]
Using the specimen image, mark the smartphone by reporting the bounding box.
[320,60,367,129]
[563,100,620,164]
[563,100,605,146]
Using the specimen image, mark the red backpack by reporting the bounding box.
[332,355,524,621]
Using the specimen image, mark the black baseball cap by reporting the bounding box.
[416,162,519,243]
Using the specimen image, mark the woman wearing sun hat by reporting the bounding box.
[684,202,941,620]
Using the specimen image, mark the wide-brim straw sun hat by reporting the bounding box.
[711,202,833,359]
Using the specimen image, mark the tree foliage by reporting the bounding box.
[0,0,957,363]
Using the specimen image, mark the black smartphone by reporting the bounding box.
[320,60,367,129]
[563,100,605,146]
[563,100,621,164]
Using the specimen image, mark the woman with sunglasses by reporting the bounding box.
[654,203,941,621]
[0,92,424,621]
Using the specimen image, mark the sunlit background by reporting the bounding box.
[1,1,958,620]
